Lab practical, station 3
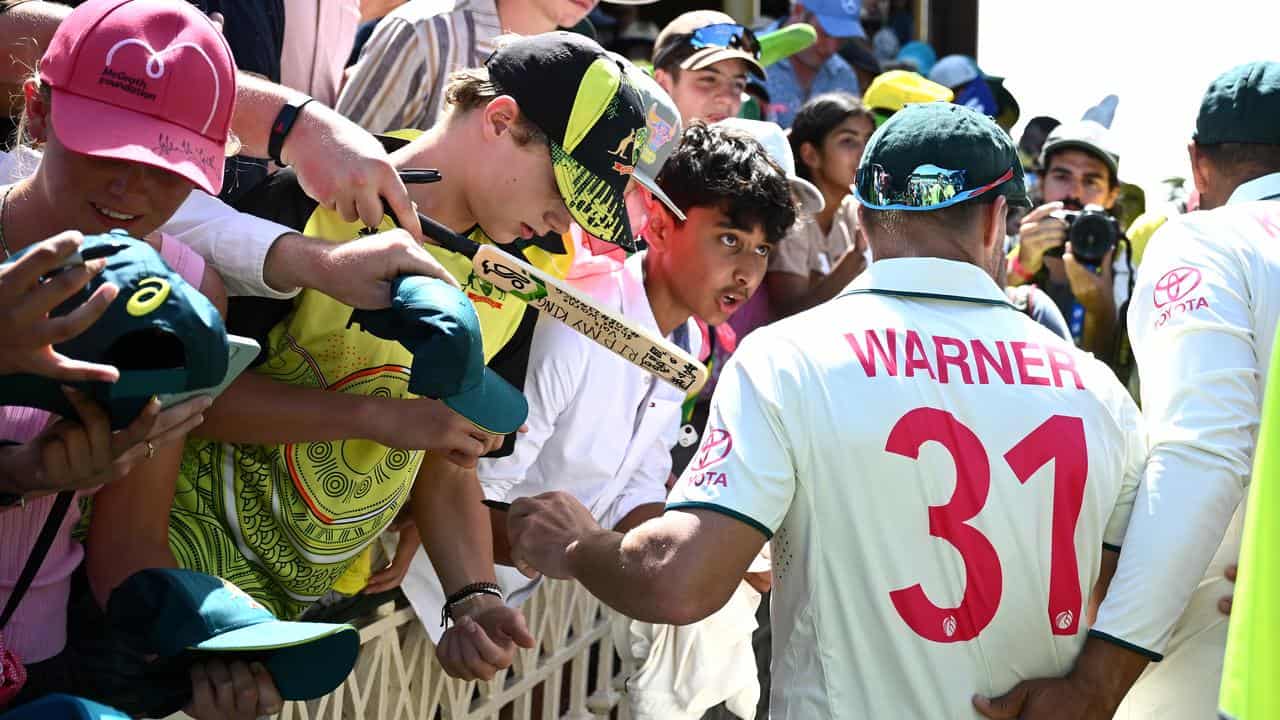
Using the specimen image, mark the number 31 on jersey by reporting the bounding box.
[887,408,1087,643]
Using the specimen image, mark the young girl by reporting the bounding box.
[768,92,876,319]
[0,0,279,716]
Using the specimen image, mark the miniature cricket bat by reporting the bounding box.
[388,183,709,395]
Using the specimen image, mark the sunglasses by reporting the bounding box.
[856,163,1015,211]
[655,23,761,67]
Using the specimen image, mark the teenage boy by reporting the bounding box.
[651,10,766,125]
[434,124,794,692]
[98,32,647,680]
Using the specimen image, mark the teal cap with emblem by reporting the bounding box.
[855,101,1030,212]
[0,230,228,428]
[350,275,528,435]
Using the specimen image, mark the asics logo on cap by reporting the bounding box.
[103,38,224,134]
[126,277,171,317]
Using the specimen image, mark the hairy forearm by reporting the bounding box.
[567,527,707,625]
[260,232,330,296]
[412,455,497,594]
[194,372,379,444]
[229,73,308,158]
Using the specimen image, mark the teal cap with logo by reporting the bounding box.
[350,276,528,435]
[1195,61,1280,146]
[854,102,1029,212]
[0,230,228,428]
[107,569,359,707]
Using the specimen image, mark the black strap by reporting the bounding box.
[0,491,75,630]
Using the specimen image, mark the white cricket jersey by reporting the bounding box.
[668,258,1145,719]
[1094,174,1280,712]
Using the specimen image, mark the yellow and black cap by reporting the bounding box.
[486,32,647,251]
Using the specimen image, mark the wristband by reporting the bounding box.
[267,97,315,167]
[1009,254,1036,283]
[441,582,503,627]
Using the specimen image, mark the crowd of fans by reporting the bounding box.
[0,0,1276,719]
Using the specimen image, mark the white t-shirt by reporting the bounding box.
[1094,173,1280,660]
[668,257,1145,719]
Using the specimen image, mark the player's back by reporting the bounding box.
[756,259,1144,719]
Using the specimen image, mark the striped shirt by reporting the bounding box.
[336,0,502,133]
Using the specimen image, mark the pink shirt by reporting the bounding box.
[0,236,206,663]
[280,0,360,105]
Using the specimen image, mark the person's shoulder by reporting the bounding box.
[389,0,480,24]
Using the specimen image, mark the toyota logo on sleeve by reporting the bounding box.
[1152,267,1202,308]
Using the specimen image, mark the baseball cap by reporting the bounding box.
[1195,61,1280,146]
[0,231,228,428]
[896,41,937,75]
[350,276,528,435]
[863,70,954,126]
[797,0,866,39]
[717,118,824,216]
[0,694,130,720]
[487,32,646,251]
[855,102,1030,211]
[652,11,766,79]
[107,569,359,704]
[38,0,237,195]
[610,53,686,221]
[1040,120,1120,181]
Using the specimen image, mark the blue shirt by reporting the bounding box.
[762,54,861,128]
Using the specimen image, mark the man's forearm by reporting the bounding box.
[1081,304,1116,358]
[230,73,309,159]
[412,455,498,595]
[566,527,708,625]
[1067,635,1151,715]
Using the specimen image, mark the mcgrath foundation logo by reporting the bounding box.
[1153,266,1202,308]
[100,38,223,133]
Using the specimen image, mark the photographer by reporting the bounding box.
[1007,121,1133,365]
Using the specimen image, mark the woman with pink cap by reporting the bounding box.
[0,0,280,716]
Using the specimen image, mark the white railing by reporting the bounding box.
[269,579,629,720]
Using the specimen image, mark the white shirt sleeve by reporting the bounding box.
[666,331,797,538]
[477,314,585,500]
[1092,219,1257,658]
[159,190,299,299]
[1103,389,1145,549]
[602,411,677,530]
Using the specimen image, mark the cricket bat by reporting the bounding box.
[407,210,708,396]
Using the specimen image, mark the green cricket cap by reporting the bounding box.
[1195,61,1280,146]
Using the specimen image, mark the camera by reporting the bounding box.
[1044,205,1120,265]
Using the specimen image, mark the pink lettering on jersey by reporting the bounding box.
[846,329,899,377]
[1154,296,1211,329]
[904,330,937,380]
[1011,341,1051,387]
[1046,346,1085,390]
[933,336,973,384]
[971,339,1014,385]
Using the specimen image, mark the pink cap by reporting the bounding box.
[39,0,237,195]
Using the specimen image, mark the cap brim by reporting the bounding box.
[0,694,132,720]
[633,170,686,221]
[758,24,818,67]
[810,13,866,39]
[552,143,636,252]
[443,368,529,435]
[1042,139,1119,179]
[790,176,825,216]
[194,622,359,701]
[50,90,224,195]
[683,47,766,79]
